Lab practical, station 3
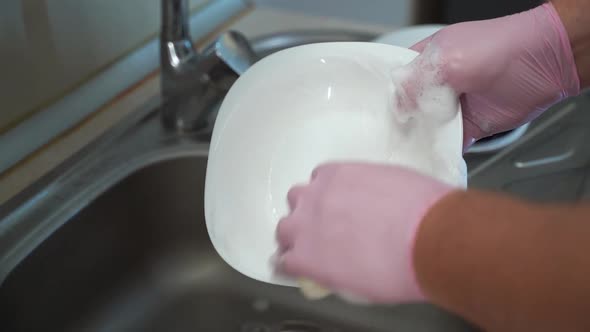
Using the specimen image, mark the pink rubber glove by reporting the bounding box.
[398,3,580,150]
[275,162,454,304]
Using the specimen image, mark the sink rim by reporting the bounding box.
[0,96,211,285]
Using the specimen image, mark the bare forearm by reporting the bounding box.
[414,190,590,331]
[553,0,590,87]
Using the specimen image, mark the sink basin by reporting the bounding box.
[0,156,476,331]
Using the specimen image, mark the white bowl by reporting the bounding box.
[204,42,467,287]
[374,24,446,49]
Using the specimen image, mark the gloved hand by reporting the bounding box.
[275,162,454,303]
[397,3,580,151]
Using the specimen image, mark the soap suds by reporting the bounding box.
[387,49,466,188]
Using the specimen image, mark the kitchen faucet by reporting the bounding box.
[160,0,257,133]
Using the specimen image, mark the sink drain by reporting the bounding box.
[240,322,272,332]
[241,320,340,332]
[276,320,338,332]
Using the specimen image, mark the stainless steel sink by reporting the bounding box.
[0,156,476,331]
[0,30,479,332]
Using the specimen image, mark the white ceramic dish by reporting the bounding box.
[373,24,446,48]
[204,42,467,287]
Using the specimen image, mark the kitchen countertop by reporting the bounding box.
[0,8,398,205]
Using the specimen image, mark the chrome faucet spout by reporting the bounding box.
[159,0,257,133]
[161,0,191,43]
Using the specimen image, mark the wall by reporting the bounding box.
[254,0,416,27]
[1,0,207,133]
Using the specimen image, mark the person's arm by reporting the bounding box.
[412,3,590,329]
[553,0,590,87]
[414,190,590,331]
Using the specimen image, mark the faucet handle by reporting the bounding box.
[199,30,258,92]
[210,30,258,75]
[161,30,258,133]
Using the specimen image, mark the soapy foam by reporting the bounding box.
[384,55,465,189]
